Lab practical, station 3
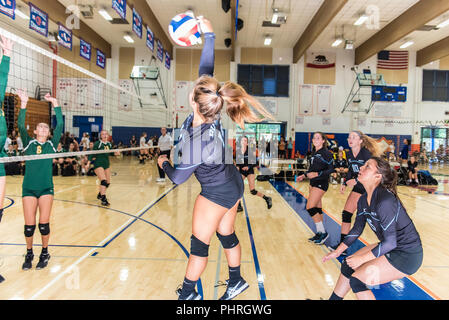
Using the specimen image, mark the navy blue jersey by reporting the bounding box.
[162,32,238,186]
[343,186,422,257]
[306,148,334,181]
[334,158,348,169]
[345,147,372,183]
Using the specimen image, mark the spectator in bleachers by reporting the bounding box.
[61,142,78,176]
[80,132,90,151]
[331,150,348,185]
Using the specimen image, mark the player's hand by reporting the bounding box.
[44,93,59,107]
[17,89,28,109]
[0,35,13,57]
[346,255,364,269]
[197,16,213,33]
[242,166,249,171]
[297,174,305,181]
[346,179,357,187]
[307,172,319,179]
[322,251,340,263]
[158,154,168,169]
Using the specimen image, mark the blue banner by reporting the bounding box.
[0,0,15,19]
[58,23,72,50]
[157,40,163,62]
[80,38,91,61]
[146,26,154,51]
[132,7,142,39]
[112,0,126,20]
[165,51,170,70]
[96,49,106,69]
[29,3,48,37]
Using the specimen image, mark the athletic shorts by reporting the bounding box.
[200,171,244,209]
[0,163,4,177]
[94,163,110,170]
[385,246,423,275]
[22,187,54,198]
[239,166,255,177]
[310,179,329,192]
[352,182,366,195]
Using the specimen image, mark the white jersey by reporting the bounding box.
[140,137,147,147]
[158,134,172,152]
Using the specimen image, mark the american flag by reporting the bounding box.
[377,50,408,70]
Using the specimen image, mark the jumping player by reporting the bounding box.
[18,90,63,270]
[297,132,334,245]
[158,18,273,300]
[235,136,272,212]
[323,157,423,300]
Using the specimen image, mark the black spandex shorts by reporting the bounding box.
[385,246,423,276]
[239,166,255,177]
[200,170,244,209]
[310,179,329,192]
[352,182,366,195]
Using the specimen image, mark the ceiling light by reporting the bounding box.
[271,9,279,24]
[345,40,354,50]
[332,38,343,47]
[15,8,29,20]
[436,18,449,29]
[264,36,272,46]
[399,41,414,49]
[98,9,113,21]
[124,34,134,43]
[354,14,368,26]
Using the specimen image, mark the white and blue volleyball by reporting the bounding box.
[168,12,202,47]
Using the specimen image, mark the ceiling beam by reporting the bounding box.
[230,0,236,61]
[355,0,449,65]
[293,0,348,63]
[417,35,449,67]
[21,0,111,58]
[128,0,173,57]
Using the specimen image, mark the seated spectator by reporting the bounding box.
[407,155,419,185]
[5,144,22,175]
[61,143,78,176]
[331,150,348,184]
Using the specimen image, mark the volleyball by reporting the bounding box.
[168,11,202,47]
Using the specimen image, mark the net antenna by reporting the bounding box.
[130,56,168,109]
[341,66,386,114]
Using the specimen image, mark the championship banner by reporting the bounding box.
[58,23,72,50]
[0,0,15,20]
[165,51,171,70]
[96,49,106,69]
[80,38,91,61]
[146,26,154,51]
[29,3,48,37]
[157,40,163,61]
[112,0,126,20]
[132,7,142,39]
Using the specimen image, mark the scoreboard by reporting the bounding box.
[371,86,407,102]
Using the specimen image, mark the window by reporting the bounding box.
[422,70,449,102]
[237,64,290,97]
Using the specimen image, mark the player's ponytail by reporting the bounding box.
[372,156,404,206]
[352,130,381,157]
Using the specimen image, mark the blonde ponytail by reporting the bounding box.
[353,130,381,157]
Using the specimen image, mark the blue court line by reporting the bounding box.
[2,197,15,210]
[270,180,435,300]
[242,196,267,300]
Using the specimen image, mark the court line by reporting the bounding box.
[282,181,440,300]
[242,196,266,300]
[28,186,179,300]
[213,245,223,300]
[398,191,449,210]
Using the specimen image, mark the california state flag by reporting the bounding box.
[306,52,336,69]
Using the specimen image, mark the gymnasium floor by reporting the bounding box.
[0,157,447,300]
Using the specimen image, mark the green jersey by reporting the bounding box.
[19,106,63,190]
[0,56,11,175]
[89,140,112,169]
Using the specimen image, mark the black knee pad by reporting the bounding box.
[216,232,239,249]
[190,234,209,257]
[307,207,319,218]
[341,258,355,278]
[24,225,36,238]
[342,210,353,223]
[101,180,110,188]
[250,189,258,196]
[38,223,50,236]
[349,276,370,293]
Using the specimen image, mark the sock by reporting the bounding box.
[329,292,343,300]
[41,247,48,255]
[228,265,243,285]
[315,221,325,234]
[0,208,3,223]
[180,277,197,298]
[340,234,347,244]
[27,248,33,255]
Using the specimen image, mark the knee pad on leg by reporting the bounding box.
[250,189,258,196]
[342,210,353,223]
[307,207,319,218]
[24,225,36,238]
[349,276,370,293]
[101,180,110,188]
[341,258,355,278]
[190,234,210,257]
[216,232,239,249]
[38,223,50,236]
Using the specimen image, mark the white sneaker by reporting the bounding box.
[156,178,165,183]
